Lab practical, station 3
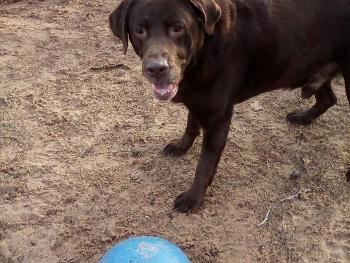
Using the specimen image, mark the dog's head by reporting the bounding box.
[109,0,222,101]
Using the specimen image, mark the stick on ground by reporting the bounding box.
[90,64,130,71]
[258,189,303,227]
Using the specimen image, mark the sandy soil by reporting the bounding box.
[0,0,349,262]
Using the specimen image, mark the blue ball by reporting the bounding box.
[100,236,191,263]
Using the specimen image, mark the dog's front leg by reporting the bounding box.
[174,110,232,213]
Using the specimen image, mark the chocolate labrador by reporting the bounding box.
[109,0,350,212]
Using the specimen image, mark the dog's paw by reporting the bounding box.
[286,111,314,125]
[163,138,191,156]
[174,189,204,213]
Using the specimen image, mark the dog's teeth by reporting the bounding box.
[158,89,168,95]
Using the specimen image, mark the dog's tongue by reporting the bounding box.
[153,83,178,101]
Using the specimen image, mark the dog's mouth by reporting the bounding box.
[152,83,178,101]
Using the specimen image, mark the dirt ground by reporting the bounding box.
[0,0,349,262]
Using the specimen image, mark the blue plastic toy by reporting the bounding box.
[100,236,191,263]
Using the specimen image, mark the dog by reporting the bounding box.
[109,0,350,212]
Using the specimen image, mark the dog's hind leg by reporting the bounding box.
[286,81,337,125]
[301,63,339,99]
[163,111,200,156]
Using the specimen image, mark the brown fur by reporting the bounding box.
[110,0,350,212]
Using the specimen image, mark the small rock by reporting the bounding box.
[130,175,141,183]
[302,157,311,165]
[0,240,11,260]
[290,169,302,180]
[101,236,111,243]
[44,113,66,126]
[250,101,263,111]
[0,98,8,108]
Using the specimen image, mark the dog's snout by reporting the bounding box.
[145,59,169,77]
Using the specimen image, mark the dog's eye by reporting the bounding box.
[170,24,185,36]
[134,27,146,37]
[172,24,184,33]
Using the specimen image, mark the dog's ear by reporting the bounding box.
[109,0,132,54]
[190,0,222,35]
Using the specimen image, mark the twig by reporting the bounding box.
[90,64,130,71]
[258,189,303,227]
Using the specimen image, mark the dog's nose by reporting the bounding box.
[145,59,169,77]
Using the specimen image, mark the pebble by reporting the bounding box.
[250,101,263,111]
[0,98,8,108]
